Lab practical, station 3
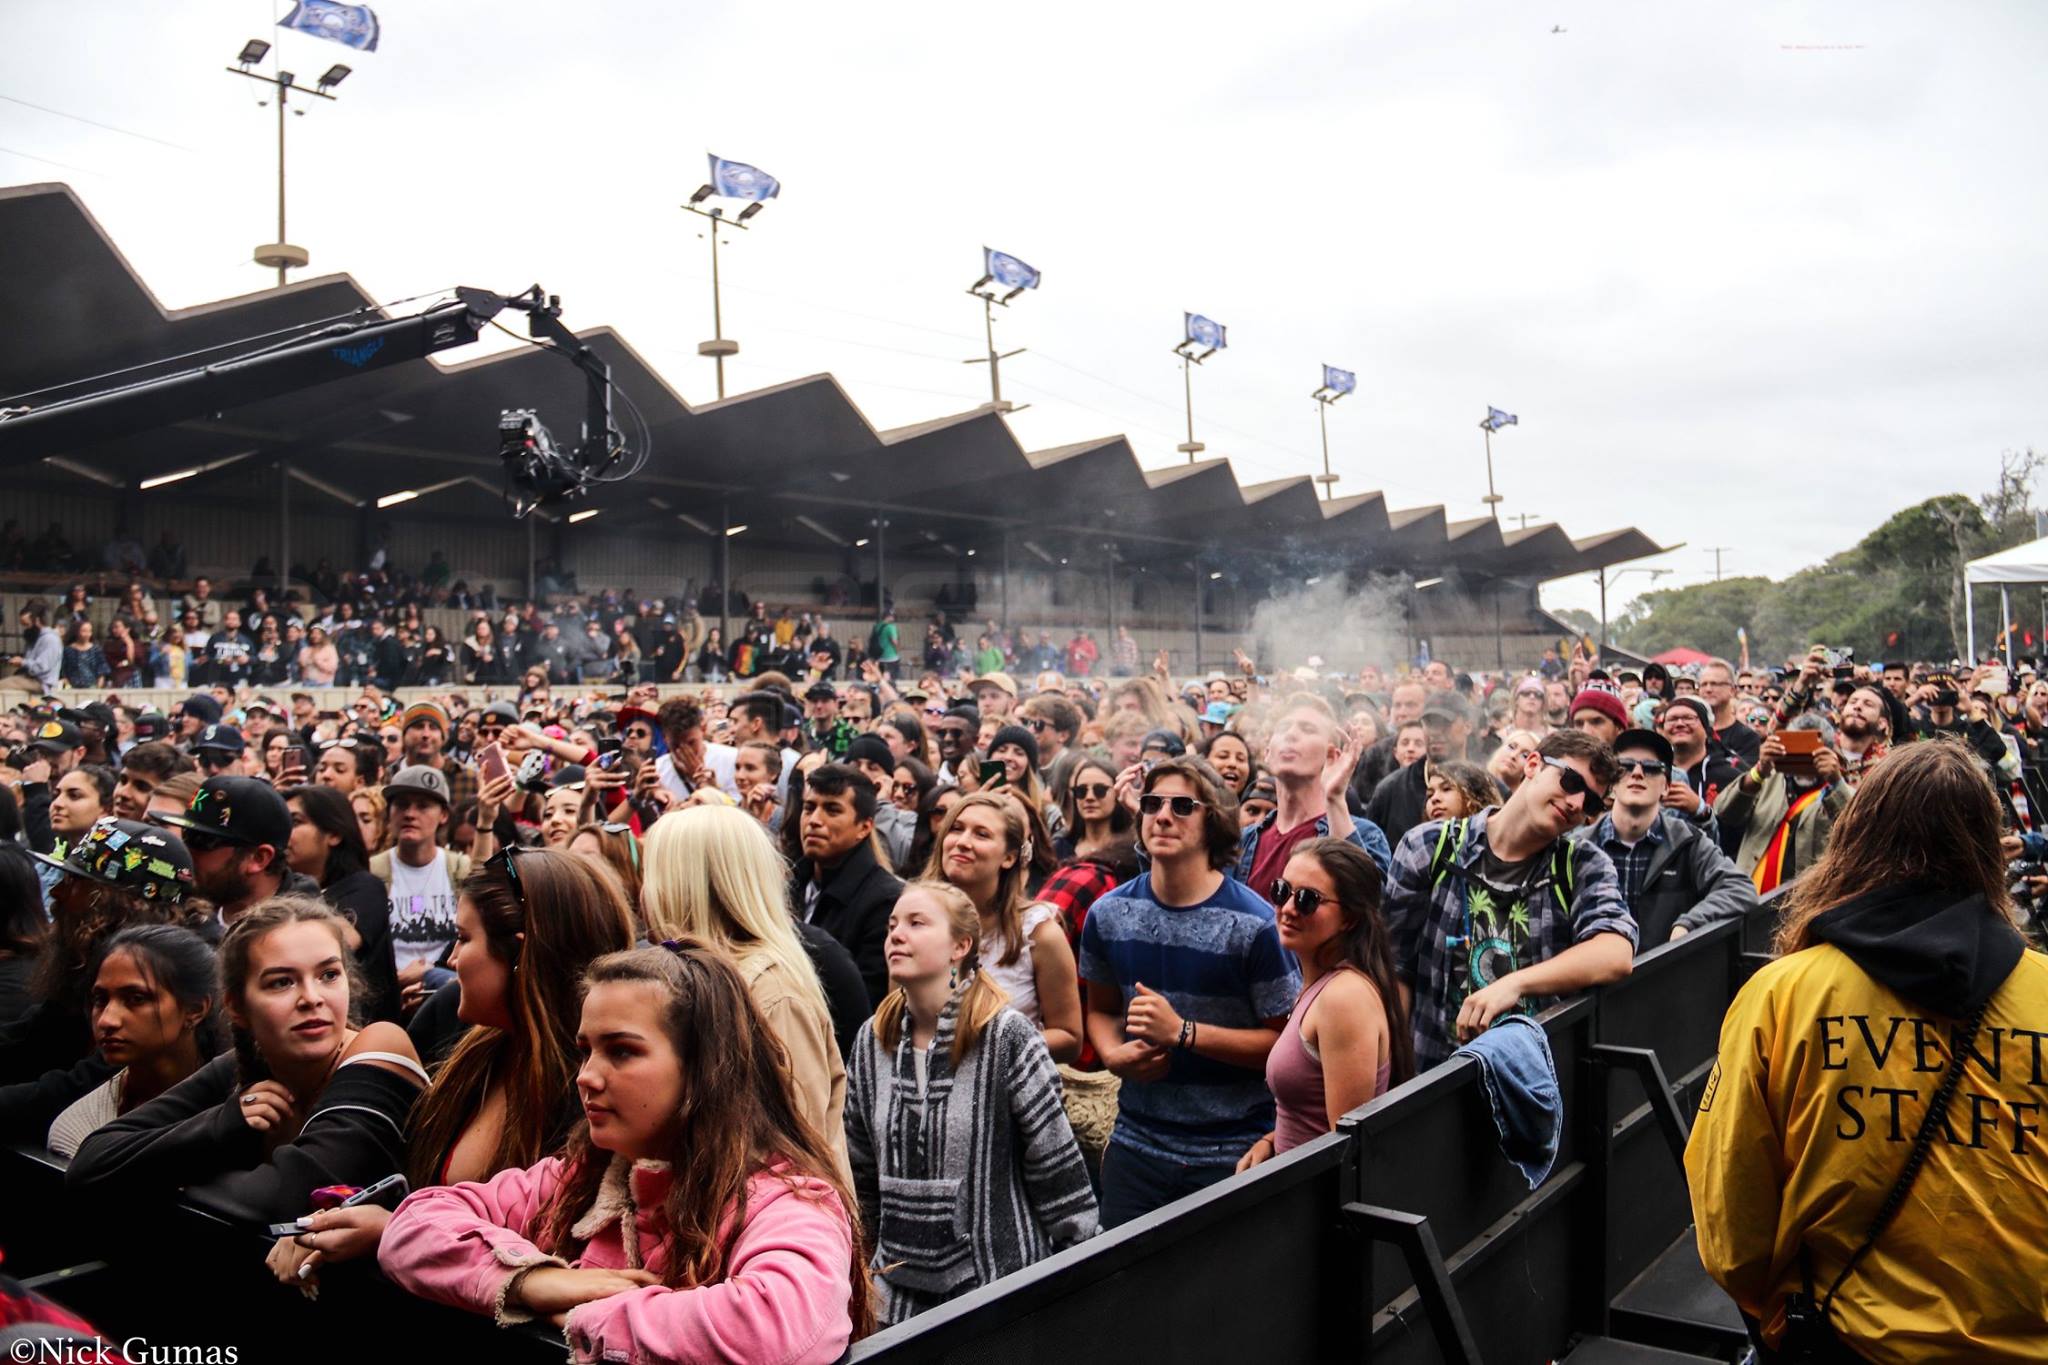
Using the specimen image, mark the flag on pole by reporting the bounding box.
[1480,406,1518,431]
[1185,313,1227,350]
[1322,365,1356,395]
[708,155,780,202]
[985,249,1041,290]
[280,1,381,50]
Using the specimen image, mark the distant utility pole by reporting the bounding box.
[1706,546,1732,581]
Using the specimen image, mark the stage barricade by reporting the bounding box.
[4,913,1764,1364]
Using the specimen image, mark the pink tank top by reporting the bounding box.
[1267,968,1393,1153]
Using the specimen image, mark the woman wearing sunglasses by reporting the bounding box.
[263,849,636,1291]
[1239,839,1412,1171]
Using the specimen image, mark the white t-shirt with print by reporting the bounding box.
[387,849,459,972]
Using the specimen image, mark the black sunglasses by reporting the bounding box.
[1073,782,1113,800]
[180,830,235,854]
[1023,718,1053,732]
[1540,755,1606,803]
[487,844,536,909]
[1269,878,1335,916]
[1138,793,1204,818]
[1617,757,1669,778]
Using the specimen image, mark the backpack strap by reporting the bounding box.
[1428,817,1469,889]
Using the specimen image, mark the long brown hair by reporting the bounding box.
[1291,838,1415,1085]
[873,878,1009,1065]
[924,793,1033,966]
[218,895,361,1084]
[1775,739,2014,956]
[407,850,636,1188]
[534,943,875,1340]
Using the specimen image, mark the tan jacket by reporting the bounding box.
[370,848,473,889]
[742,952,849,1181]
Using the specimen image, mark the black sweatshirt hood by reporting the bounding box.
[1809,882,2024,1018]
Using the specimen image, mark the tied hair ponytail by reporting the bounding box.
[217,895,364,1087]
[873,878,1010,1065]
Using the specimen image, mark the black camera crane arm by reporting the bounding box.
[457,285,620,482]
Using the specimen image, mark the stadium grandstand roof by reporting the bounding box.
[0,182,1672,582]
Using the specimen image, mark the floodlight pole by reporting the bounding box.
[225,65,336,287]
[964,286,1028,413]
[1481,426,1503,522]
[683,203,747,400]
[1174,347,1209,462]
[1312,385,1346,500]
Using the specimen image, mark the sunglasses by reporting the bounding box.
[1023,718,1053,732]
[1269,878,1335,916]
[1540,755,1605,803]
[1617,757,1669,778]
[1074,782,1114,800]
[487,844,536,909]
[599,821,641,871]
[1138,793,1205,818]
[180,830,235,854]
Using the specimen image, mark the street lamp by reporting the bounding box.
[683,154,780,399]
[964,248,1040,414]
[1311,365,1355,499]
[1173,313,1227,461]
[224,39,343,287]
[1477,406,1517,519]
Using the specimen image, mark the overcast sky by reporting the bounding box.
[4,1,2044,618]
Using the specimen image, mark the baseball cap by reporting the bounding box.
[156,776,291,851]
[33,817,195,903]
[177,694,223,725]
[130,709,170,742]
[58,702,115,733]
[616,705,660,730]
[803,681,837,702]
[386,764,453,809]
[967,672,1018,698]
[27,718,84,753]
[192,724,246,756]
[1613,729,1675,769]
[1140,729,1186,758]
[1421,694,1472,726]
[1199,701,1238,726]
[479,701,520,725]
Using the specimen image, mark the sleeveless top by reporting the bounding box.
[983,902,1059,1027]
[1267,968,1393,1154]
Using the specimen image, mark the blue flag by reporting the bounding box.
[1186,313,1227,350]
[1322,365,1356,396]
[1482,406,1518,431]
[280,1,380,51]
[709,154,780,202]
[985,248,1041,290]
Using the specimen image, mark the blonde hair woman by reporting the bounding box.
[640,805,847,1169]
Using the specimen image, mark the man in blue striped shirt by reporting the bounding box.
[1080,757,1299,1227]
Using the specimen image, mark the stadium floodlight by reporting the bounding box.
[737,202,764,224]
[238,39,271,67]
[688,184,715,205]
[317,64,352,91]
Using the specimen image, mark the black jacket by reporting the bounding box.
[0,1051,115,1145]
[795,920,871,1060]
[1366,759,1432,849]
[323,868,401,1023]
[67,1051,421,1225]
[790,840,903,1007]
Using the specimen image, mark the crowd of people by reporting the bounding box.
[1,540,1159,692]
[0,613,2042,1362]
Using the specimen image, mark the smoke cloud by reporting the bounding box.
[1245,574,1411,674]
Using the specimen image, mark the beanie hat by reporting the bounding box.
[988,724,1041,772]
[845,734,896,772]
[1569,688,1628,731]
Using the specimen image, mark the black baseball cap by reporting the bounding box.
[192,724,246,756]
[58,702,115,733]
[804,681,837,701]
[27,718,84,753]
[155,776,290,851]
[1613,729,1675,769]
[33,817,195,903]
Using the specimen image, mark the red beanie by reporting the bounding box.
[1569,688,1628,731]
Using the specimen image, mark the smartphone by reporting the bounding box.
[477,741,509,785]
[1777,729,1822,775]
[264,1173,410,1236]
[978,759,1007,788]
[597,751,623,771]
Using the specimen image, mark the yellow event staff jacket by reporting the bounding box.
[1685,886,2047,1363]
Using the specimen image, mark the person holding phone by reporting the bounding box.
[1713,712,1851,894]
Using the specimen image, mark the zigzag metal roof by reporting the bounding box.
[0,182,1672,581]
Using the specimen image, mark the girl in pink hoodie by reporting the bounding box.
[379,941,874,1364]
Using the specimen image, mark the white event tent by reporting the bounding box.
[1964,535,2048,666]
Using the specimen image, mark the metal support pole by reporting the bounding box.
[275,83,288,288]
[708,215,726,399]
[1317,399,1332,498]
[526,515,536,603]
[1481,427,1502,519]
[1598,567,1609,657]
[1000,531,1011,636]
[1182,354,1196,462]
[874,517,887,624]
[2003,585,2014,672]
[983,295,1002,408]
[278,462,290,597]
[1106,551,1117,640]
[1193,562,1204,675]
[1494,582,1503,669]
[718,501,732,647]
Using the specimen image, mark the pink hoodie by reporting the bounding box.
[378,1153,855,1364]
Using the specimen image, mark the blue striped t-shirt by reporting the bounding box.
[1078,872,1300,1165]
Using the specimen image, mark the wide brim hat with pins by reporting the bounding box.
[33,817,196,903]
